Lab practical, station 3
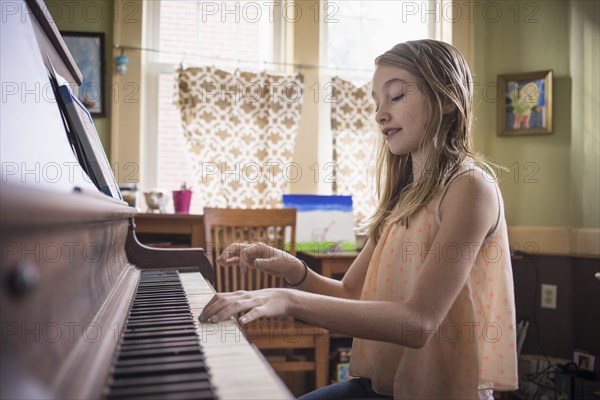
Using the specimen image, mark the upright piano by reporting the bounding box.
[0,1,292,399]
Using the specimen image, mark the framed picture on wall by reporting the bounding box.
[573,349,595,372]
[497,70,553,136]
[61,31,106,117]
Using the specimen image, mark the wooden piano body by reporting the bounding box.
[0,1,292,398]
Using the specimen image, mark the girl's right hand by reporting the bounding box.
[216,242,304,283]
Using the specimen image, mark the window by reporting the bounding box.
[322,0,442,84]
[143,1,283,213]
[142,1,444,212]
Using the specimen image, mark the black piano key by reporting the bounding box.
[128,313,192,320]
[118,345,201,360]
[119,336,200,350]
[134,290,187,295]
[114,354,205,368]
[126,317,193,327]
[108,371,210,388]
[132,300,189,307]
[128,308,190,316]
[113,360,207,378]
[125,320,193,328]
[123,324,195,333]
[137,282,183,286]
[107,381,214,399]
[128,308,190,317]
[137,282,181,287]
[135,286,183,291]
[136,286,182,290]
[105,270,216,400]
[125,324,196,334]
[123,329,198,341]
[134,287,186,292]
[133,295,187,301]
[129,308,190,314]
[131,300,186,311]
[108,389,215,400]
[135,287,184,292]
[128,312,192,319]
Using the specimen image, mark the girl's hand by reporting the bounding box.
[198,288,291,325]
[217,242,303,283]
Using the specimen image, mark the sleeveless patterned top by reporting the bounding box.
[350,169,519,399]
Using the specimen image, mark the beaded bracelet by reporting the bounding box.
[286,260,309,287]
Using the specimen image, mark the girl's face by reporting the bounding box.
[372,64,430,162]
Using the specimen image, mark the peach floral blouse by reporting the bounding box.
[350,173,518,399]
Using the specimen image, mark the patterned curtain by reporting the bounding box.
[331,77,378,225]
[177,66,303,209]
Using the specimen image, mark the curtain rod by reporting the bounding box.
[113,44,374,73]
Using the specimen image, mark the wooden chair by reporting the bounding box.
[203,207,329,392]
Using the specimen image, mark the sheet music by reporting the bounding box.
[52,68,122,199]
[0,1,97,194]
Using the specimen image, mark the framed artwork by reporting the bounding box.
[497,70,553,136]
[573,349,595,372]
[61,31,106,117]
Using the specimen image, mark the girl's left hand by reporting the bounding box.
[199,289,292,325]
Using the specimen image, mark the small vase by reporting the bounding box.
[172,190,192,214]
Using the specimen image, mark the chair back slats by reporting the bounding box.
[203,207,329,390]
[203,208,296,294]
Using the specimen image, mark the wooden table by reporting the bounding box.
[297,251,358,279]
[133,213,359,280]
[133,213,205,248]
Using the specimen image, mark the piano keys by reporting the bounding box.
[105,270,217,400]
[181,271,293,400]
[104,270,292,400]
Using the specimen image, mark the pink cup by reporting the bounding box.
[172,190,192,214]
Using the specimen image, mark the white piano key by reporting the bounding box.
[179,272,293,400]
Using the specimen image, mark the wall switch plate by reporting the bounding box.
[541,284,557,309]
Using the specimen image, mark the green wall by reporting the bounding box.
[46,0,114,157]
[570,0,600,229]
[472,0,599,229]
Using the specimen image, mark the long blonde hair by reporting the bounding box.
[365,39,496,243]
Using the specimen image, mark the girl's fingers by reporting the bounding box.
[217,243,283,275]
[218,256,240,266]
[200,289,286,325]
[199,293,230,321]
[199,291,252,323]
[238,306,264,325]
[253,258,278,277]
[217,243,245,265]
[238,244,268,272]
[218,243,260,267]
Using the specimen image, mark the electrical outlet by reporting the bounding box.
[541,284,557,309]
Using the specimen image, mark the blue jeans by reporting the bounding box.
[298,378,393,400]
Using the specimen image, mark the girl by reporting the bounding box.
[199,39,518,399]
